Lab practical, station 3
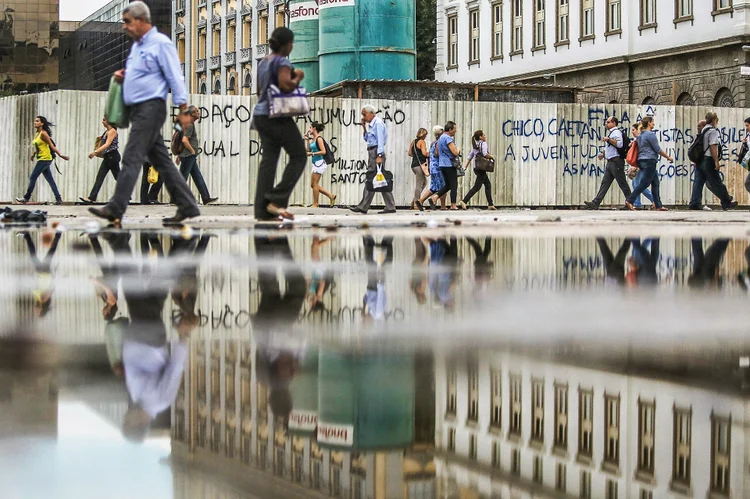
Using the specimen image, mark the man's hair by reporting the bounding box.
[745,117,750,125]
[124,1,152,23]
[705,112,719,124]
[444,121,456,133]
[609,116,619,125]
[362,104,377,114]
[185,105,200,116]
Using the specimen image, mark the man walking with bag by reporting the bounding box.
[89,1,200,225]
[350,105,397,214]
[689,114,737,211]
[584,117,631,209]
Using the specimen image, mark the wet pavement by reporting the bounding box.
[1,217,750,498]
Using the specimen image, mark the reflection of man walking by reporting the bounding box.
[596,238,630,286]
[350,105,396,214]
[584,117,630,209]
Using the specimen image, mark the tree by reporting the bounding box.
[415,0,437,81]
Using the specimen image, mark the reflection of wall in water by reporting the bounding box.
[435,350,747,499]
[0,371,58,437]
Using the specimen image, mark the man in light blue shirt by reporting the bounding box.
[584,116,631,209]
[89,1,200,226]
[350,105,397,214]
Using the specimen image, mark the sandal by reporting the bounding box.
[459,201,467,210]
[625,201,636,211]
[428,198,437,210]
[415,201,424,212]
[266,203,294,221]
[79,197,94,204]
[330,195,337,208]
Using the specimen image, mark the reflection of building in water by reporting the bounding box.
[0,370,57,437]
[171,337,436,497]
[435,349,748,498]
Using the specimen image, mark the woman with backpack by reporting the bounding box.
[17,116,69,205]
[305,122,336,208]
[625,116,673,211]
[407,128,429,209]
[80,116,120,204]
[459,130,495,210]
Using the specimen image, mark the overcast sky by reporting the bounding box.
[60,0,113,21]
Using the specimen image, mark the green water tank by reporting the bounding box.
[289,0,321,92]
[318,0,416,89]
[317,349,414,451]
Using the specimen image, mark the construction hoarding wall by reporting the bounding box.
[0,90,748,207]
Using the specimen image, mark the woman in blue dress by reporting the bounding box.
[416,126,448,210]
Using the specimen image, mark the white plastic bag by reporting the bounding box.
[372,166,388,189]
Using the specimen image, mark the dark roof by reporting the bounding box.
[311,79,580,97]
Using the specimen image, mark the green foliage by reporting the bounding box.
[416,0,437,81]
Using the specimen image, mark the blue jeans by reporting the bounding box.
[632,168,653,207]
[24,160,61,201]
[627,159,662,208]
[179,154,211,203]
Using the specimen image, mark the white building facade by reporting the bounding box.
[435,0,750,106]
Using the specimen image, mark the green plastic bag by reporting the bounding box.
[104,76,129,129]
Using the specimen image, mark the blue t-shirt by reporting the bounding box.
[253,55,293,116]
[438,134,456,168]
[636,130,660,160]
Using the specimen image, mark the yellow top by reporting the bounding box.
[33,132,52,161]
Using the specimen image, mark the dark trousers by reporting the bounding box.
[179,154,211,204]
[592,157,631,206]
[356,148,396,212]
[689,238,729,287]
[436,166,459,203]
[690,157,733,209]
[626,160,662,208]
[596,238,631,285]
[630,238,660,286]
[463,169,493,205]
[253,115,307,219]
[24,231,61,273]
[106,99,198,217]
[140,163,164,203]
[24,160,61,202]
[88,151,121,201]
[253,236,306,330]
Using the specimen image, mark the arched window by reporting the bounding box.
[214,79,221,94]
[714,88,735,108]
[641,97,656,105]
[200,82,207,95]
[243,72,252,88]
[609,100,618,104]
[228,75,236,94]
[676,92,695,106]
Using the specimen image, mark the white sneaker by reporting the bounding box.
[702,206,712,211]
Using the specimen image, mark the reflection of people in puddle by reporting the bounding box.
[429,237,459,310]
[410,237,429,304]
[626,238,660,287]
[688,238,729,290]
[170,233,211,323]
[362,235,393,320]
[596,238,631,286]
[21,230,61,318]
[120,233,197,443]
[738,244,750,291]
[467,236,493,289]
[307,236,334,312]
[253,235,307,427]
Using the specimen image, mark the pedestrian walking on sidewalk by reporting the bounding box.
[415,126,447,211]
[304,122,336,208]
[584,117,630,210]
[88,1,200,226]
[741,117,750,196]
[689,112,736,212]
[17,116,69,205]
[629,123,654,209]
[434,121,462,210]
[625,117,672,211]
[688,120,713,211]
[252,27,307,221]
[350,104,397,214]
[408,128,429,209]
[80,117,120,204]
[176,106,218,205]
[460,130,496,210]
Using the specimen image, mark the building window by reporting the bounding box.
[227,23,236,53]
[511,0,523,54]
[606,0,621,33]
[258,10,268,44]
[675,0,693,22]
[580,0,595,39]
[469,434,477,460]
[242,18,252,48]
[711,415,731,495]
[714,87,735,107]
[228,74,237,95]
[331,459,342,497]
[606,479,618,499]
[509,375,522,436]
[533,0,545,49]
[311,454,322,489]
[672,407,692,488]
[447,427,456,452]
[447,14,458,68]
[677,92,695,106]
[713,0,732,16]
[446,362,457,416]
[640,490,653,499]
[533,455,543,484]
[638,400,655,475]
[557,0,569,44]
[275,4,286,28]
[580,470,591,499]
[198,30,207,59]
[492,2,503,58]
[176,37,186,62]
[578,389,593,458]
[490,368,502,428]
[212,29,220,56]
[492,441,501,468]
[511,448,521,475]
[604,394,620,467]
[640,0,657,28]
[468,362,479,422]
[556,463,566,492]
[531,379,544,443]
[554,383,568,449]
[468,8,480,63]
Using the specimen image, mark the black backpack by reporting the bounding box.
[615,128,630,159]
[688,130,710,164]
[320,137,336,166]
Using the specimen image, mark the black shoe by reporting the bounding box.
[163,209,200,225]
[378,209,397,214]
[204,197,219,205]
[349,206,367,214]
[723,201,738,211]
[428,199,437,210]
[15,197,27,204]
[89,206,119,222]
[583,201,599,210]
[415,201,424,212]
[54,199,63,205]
[79,197,94,205]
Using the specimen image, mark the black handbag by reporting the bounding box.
[451,155,466,177]
[737,142,749,163]
[365,168,394,193]
[475,155,495,172]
